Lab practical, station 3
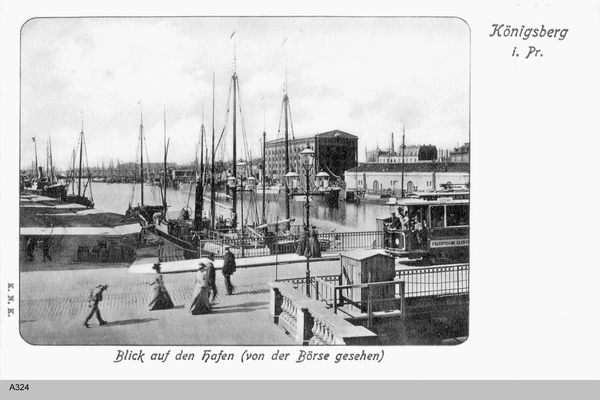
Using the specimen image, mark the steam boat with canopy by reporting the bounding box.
[22,136,68,202]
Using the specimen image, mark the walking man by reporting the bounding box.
[83,284,108,328]
[222,246,236,295]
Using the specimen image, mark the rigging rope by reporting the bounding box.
[235,79,261,225]
[129,125,141,207]
[82,132,93,201]
[142,129,160,205]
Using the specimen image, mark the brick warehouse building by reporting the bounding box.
[265,130,358,181]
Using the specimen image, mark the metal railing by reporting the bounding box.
[277,274,406,328]
[277,264,470,324]
[320,231,383,252]
[276,274,340,300]
[198,230,383,259]
[396,263,469,297]
[332,281,406,328]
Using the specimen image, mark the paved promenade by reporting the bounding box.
[19,259,342,346]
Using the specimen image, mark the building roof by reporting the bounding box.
[314,130,357,139]
[345,162,470,174]
[266,130,357,145]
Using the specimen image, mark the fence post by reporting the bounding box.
[334,288,338,315]
[456,266,460,295]
[367,285,373,328]
[399,281,406,317]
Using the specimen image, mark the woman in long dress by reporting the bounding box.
[149,264,174,311]
[296,226,308,256]
[190,259,213,315]
[306,225,322,258]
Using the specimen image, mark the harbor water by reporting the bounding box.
[89,182,390,233]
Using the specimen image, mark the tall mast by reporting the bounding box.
[32,137,39,178]
[195,112,205,232]
[283,92,290,224]
[78,118,84,196]
[210,73,216,230]
[281,39,291,224]
[45,142,49,180]
[232,71,238,229]
[71,148,76,194]
[401,122,406,198]
[48,136,55,183]
[163,106,168,212]
[139,107,144,207]
[262,130,266,225]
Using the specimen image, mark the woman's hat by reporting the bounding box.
[198,257,213,269]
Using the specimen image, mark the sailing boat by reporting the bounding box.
[65,119,95,208]
[275,62,340,209]
[208,52,250,234]
[195,49,298,258]
[133,107,211,261]
[125,108,164,223]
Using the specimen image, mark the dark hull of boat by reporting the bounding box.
[317,187,340,208]
[65,194,95,208]
[126,205,165,223]
[23,184,68,202]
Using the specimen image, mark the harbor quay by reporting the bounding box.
[19,259,342,346]
[19,254,467,346]
[18,192,470,346]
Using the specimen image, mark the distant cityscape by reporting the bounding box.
[21,128,470,190]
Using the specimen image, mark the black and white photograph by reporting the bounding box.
[17,16,470,347]
[2,2,600,383]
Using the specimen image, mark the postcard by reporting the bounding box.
[1,2,599,381]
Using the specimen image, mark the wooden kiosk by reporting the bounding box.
[340,249,396,313]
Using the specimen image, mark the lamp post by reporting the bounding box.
[316,170,330,190]
[286,144,315,296]
[301,146,315,296]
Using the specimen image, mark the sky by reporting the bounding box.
[20,17,470,171]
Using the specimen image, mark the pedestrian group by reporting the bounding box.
[83,247,239,327]
[296,225,321,258]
